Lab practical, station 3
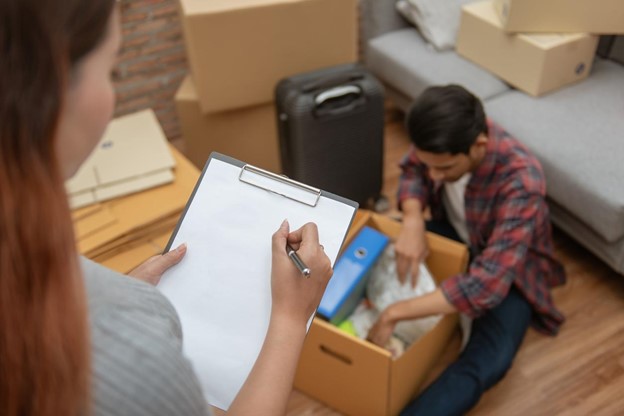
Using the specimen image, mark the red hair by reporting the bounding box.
[0,0,115,414]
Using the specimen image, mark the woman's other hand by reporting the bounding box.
[128,244,187,285]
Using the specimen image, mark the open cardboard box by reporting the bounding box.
[294,211,469,416]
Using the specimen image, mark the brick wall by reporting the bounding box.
[114,0,189,141]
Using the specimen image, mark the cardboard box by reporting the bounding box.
[457,1,598,97]
[175,76,281,172]
[318,226,390,324]
[494,0,624,34]
[295,211,469,416]
[179,0,357,113]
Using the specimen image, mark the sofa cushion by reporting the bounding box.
[485,59,624,243]
[366,28,510,102]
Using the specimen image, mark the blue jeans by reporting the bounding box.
[399,221,533,416]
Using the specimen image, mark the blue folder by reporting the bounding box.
[318,226,390,324]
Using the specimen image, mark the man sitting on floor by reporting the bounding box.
[367,85,566,416]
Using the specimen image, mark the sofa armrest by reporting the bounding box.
[359,0,409,49]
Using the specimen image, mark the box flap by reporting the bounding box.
[342,210,372,249]
[464,1,503,28]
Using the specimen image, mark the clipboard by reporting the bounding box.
[157,152,358,410]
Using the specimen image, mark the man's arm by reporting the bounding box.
[367,288,456,346]
[369,182,547,346]
[397,147,431,211]
[396,148,434,284]
[395,199,429,285]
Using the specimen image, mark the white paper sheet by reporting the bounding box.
[157,157,356,410]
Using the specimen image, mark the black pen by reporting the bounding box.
[286,244,311,278]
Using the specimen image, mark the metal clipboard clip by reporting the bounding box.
[239,164,322,207]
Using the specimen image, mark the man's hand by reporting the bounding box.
[367,291,457,348]
[366,308,397,348]
[396,199,429,287]
[128,243,187,286]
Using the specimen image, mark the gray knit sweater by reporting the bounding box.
[81,257,212,416]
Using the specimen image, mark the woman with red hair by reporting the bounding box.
[0,1,332,415]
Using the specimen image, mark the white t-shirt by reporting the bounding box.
[442,173,471,244]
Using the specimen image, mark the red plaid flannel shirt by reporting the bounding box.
[398,120,566,335]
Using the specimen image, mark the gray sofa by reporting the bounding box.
[360,0,624,274]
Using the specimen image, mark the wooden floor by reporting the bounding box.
[278,113,624,415]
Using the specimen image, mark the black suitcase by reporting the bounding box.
[275,63,386,209]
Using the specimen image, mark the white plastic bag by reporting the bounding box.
[366,245,442,345]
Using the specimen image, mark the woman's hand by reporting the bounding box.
[128,244,187,285]
[228,221,332,415]
[270,220,333,326]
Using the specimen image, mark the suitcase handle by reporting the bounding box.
[302,72,365,93]
[314,85,365,118]
[314,85,361,106]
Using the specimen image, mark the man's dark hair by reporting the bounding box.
[406,85,488,155]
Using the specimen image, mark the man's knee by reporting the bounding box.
[458,330,518,390]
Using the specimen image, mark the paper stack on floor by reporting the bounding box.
[71,144,199,274]
[66,109,176,209]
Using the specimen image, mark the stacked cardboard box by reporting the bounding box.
[175,77,280,171]
[455,0,621,96]
[175,0,358,171]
